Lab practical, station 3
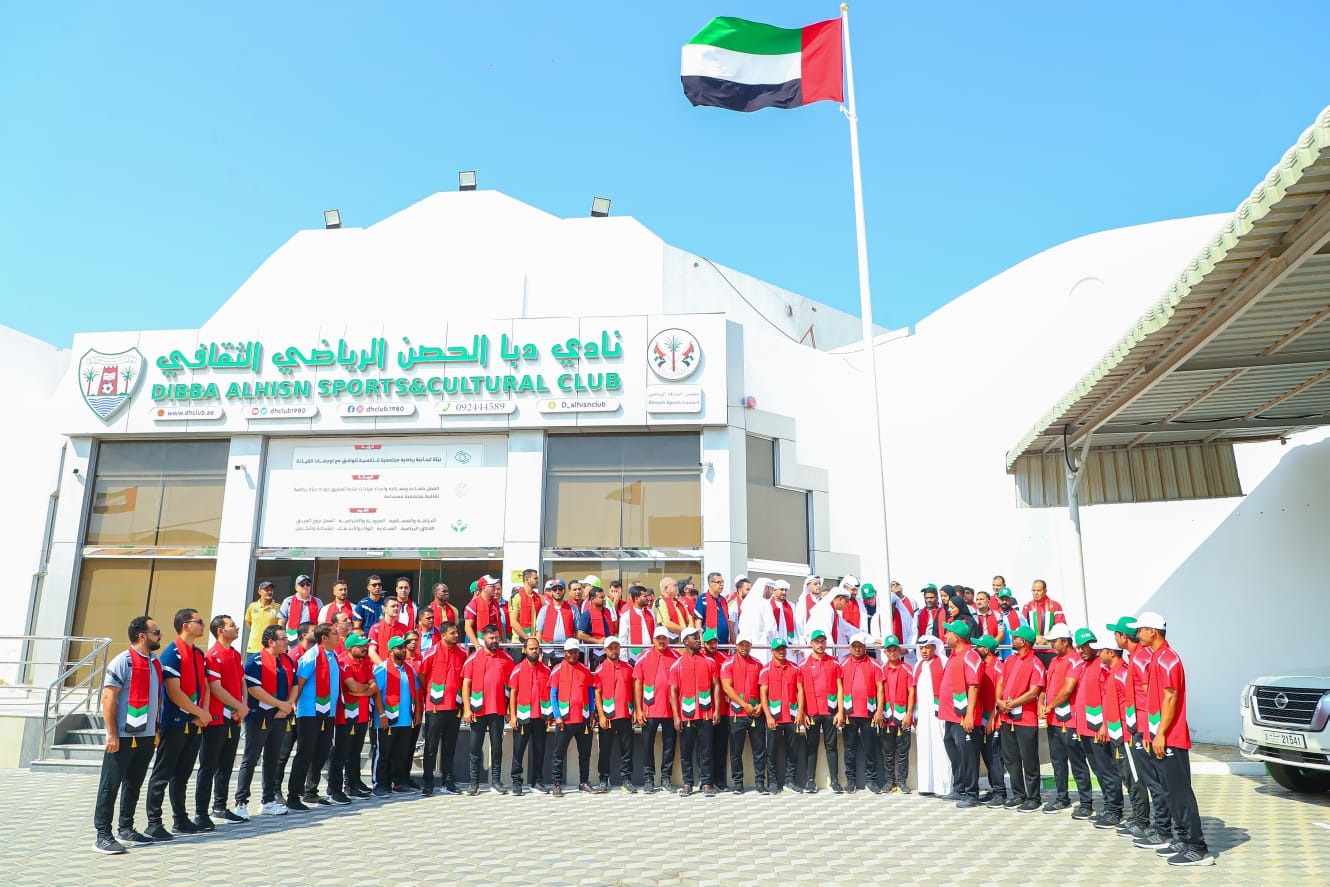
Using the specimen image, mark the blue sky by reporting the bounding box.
[3,2,1328,347]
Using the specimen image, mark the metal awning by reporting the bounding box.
[1007,105,1330,505]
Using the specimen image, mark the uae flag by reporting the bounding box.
[681,17,843,112]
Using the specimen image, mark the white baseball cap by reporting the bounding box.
[582,575,602,589]
[849,631,872,646]
[736,631,756,646]
[680,626,700,640]
[1135,611,1167,630]
[602,636,620,650]
[563,638,581,651]
[652,625,669,639]
[1045,624,1073,641]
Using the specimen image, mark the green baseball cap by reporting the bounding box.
[344,634,368,649]
[882,634,901,648]
[809,629,828,641]
[469,580,479,593]
[975,635,998,652]
[996,587,1014,599]
[925,583,938,591]
[1012,625,1037,643]
[942,620,971,639]
[770,637,788,650]
[701,628,718,643]
[387,636,407,650]
[861,583,877,598]
[1073,627,1097,647]
[1105,616,1139,637]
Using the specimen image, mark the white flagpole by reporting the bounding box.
[839,3,893,583]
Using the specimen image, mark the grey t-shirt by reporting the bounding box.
[105,649,161,737]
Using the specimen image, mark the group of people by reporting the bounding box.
[90,570,1212,867]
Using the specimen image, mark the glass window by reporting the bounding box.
[544,433,701,549]
[85,441,229,547]
[745,436,810,564]
[70,559,218,668]
[543,559,701,593]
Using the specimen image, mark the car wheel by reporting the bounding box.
[1266,762,1330,794]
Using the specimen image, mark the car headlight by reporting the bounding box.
[1240,682,1253,711]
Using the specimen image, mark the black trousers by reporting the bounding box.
[1160,746,1208,854]
[277,719,297,784]
[980,726,1005,796]
[287,715,333,801]
[841,717,879,787]
[597,717,635,783]
[710,715,730,787]
[510,720,547,786]
[803,714,839,787]
[678,719,713,787]
[146,724,203,827]
[235,717,289,805]
[194,721,241,816]
[1047,724,1092,805]
[422,710,462,789]
[376,725,413,788]
[1116,738,1149,828]
[94,738,155,837]
[881,724,911,790]
[943,721,981,799]
[328,720,369,795]
[728,715,767,787]
[1082,736,1123,815]
[1001,723,1041,802]
[765,721,798,788]
[552,721,593,785]
[1131,733,1174,838]
[468,714,505,786]
[641,717,677,785]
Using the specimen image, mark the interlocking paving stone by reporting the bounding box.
[0,767,1327,884]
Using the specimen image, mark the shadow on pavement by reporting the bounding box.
[1203,816,1251,857]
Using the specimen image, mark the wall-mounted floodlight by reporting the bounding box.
[590,197,611,217]
[459,171,477,191]
[323,210,342,229]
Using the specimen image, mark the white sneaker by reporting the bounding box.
[234,803,250,821]
[260,801,288,816]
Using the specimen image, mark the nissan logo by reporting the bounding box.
[1274,693,1289,710]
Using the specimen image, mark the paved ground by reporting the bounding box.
[1,768,1327,885]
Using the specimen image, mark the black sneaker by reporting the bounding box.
[986,795,1007,809]
[352,787,373,799]
[956,796,980,809]
[703,784,716,797]
[191,814,216,832]
[172,818,200,834]
[510,783,523,797]
[1071,804,1094,821]
[622,782,639,794]
[868,784,883,794]
[444,783,462,795]
[788,783,804,794]
[552,782,564,798]
[392,784,413,794]
[116,828,154,846]
[93,835,126,855]
[1166,849,1215,867]
[939,792,961,801]
[1121,825,1147,841]
[770,785,783,795]
[977,791,995,803]
[490,782,509,795]
[599,779,610,794]
[531,782,549,795]
[143,823,174,842]
[1155,841,1186,857]
[1093,812,1122,830]
[1041,799,1071,814]
[1003,798,1023,809]
[732,784,745,795]
[420,787,435,798]
[213,809,246,824]
[644,779,660,794]
[804,780,818,794]
[1133,831,1171,850]
[578,783,595,794]
[405,779,421,790]
[830,780,844,794]
[329,792,353,805]
[846,783,859,794]
[465,785,480,797]
[680,785,693,797]
[285,797,310,812]
[1018,800,1041,813]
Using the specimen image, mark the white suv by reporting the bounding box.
[1239,673,1330,794]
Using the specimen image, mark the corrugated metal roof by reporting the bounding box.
[1006,105,1330,473]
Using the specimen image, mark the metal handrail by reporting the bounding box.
[38,636,113,760]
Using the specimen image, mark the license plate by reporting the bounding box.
[1263,729,1308,749]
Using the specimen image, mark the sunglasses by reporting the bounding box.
[147,629,162,636]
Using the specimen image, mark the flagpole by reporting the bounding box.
[839,3,893,583]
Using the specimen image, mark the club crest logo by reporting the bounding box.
[78,348,144,421]
[648,328,701,381]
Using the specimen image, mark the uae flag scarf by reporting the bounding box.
[677,654,712,718]
[313,649,332,725]
[174,637,204,733]
[125,648,161,745]
[286,596,318,639]
[260,649,294,731]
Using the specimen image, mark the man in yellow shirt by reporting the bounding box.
[244,581,281,654]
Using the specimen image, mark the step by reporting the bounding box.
[45,742,104,762]
[61,728,106,745]
[30,757,102,775]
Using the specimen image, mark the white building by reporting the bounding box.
[7,106,1330,746]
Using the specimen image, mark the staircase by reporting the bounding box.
[30,712,105,774]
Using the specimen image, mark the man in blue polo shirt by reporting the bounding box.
[235,625,297,818]
[355,574,386,633]
[373,635,418,796]
[144,607,211,840]
[286,623,341,811]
